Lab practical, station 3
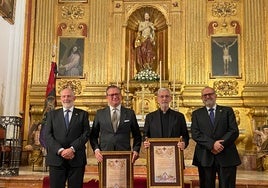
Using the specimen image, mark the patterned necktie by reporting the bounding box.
[209,108,215,125]
[111,108,118,132]
[65,109,70,128]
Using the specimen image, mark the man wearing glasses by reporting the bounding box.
[90,85,142,163]
[143,88,189,150]
[191,86,241,188]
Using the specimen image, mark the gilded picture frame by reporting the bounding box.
[57,37,85,78]
[147,138,184,187]
[210,35,240,78]
[0,0,16,24]
[99,151,133,188]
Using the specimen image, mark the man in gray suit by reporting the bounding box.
[45,87,90,188]
[90,85,142,163]
[191,86,241,188]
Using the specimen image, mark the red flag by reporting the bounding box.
[40,62,57,147]
[43,62,57,114]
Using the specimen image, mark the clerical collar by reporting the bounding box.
[160,108,170,114]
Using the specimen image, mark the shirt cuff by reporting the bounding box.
[58,148,64,155]
[70,146,75,153]
[94,148,100,153]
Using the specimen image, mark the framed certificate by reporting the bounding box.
[147,138,184,187]
[99,151,133,188]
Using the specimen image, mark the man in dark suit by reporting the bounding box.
[45,87,90,188]
[191,86,241,188]
[143,88,189,150]
[90,85,142,163]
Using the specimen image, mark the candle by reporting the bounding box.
[173,67,176,93]
[142,85,145,120]
[52,44,57,62]
[173,67,175,108]
[116,62,119,86]
[159,61,162,88]
[127,61,130,91]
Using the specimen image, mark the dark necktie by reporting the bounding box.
[209,108,215,125]
[65,109,70,128]
[111,108,118,132]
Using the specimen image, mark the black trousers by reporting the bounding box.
[197,160,237,188]
[49,161,85,188]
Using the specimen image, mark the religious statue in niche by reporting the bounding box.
[24,123,46,167]
[134,12,160,82]
[135,12,156,70]
[253,125,268,171]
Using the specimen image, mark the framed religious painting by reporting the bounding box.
[147,138,184,187]
[210,35,241,78]
[99,151,133,188]
[57,37,85,78]
[0,0,16,24]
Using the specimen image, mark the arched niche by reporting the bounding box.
[125,6,168,81]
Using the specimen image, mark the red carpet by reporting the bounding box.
[43,176,191,188]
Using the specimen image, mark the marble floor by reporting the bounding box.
[0,157,268,188]
[9,158,268,188]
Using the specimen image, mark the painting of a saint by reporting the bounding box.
[58,37,84,77]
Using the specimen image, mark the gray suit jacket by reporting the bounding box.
[191,105,241,167]
[90,106,141,152]
[45,107,90,167]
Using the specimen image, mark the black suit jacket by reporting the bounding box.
[45,107,90,167]
[143,108,190,147]
[90,106,142,152]
[191,105,241,167]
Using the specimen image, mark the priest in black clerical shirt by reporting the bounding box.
[143,88,189,150]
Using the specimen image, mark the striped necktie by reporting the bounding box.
[111,108,118,132]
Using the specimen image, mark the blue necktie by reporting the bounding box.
[209,108,215,125]
[65,109,70,128]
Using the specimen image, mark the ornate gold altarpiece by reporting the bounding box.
[21,0,268,168]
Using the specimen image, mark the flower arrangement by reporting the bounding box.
[134,68,160,82]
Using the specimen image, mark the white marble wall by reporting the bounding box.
[0,0,25,116]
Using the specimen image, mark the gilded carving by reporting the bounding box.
[61,5,85,20]
[211,2,237,18]
[213,80,239,96]
[230,20,240,34]
[57,22,87,36]
[57,80,82,95]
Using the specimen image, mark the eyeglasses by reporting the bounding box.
[158,95,171,99]
[202,92,215,97]
[107,93,120,97]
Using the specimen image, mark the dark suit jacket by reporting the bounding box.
[191,105,241,167]
[90,106,142,152]
[143,109,190,148]
[45,107,90,167]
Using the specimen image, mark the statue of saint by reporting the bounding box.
[25,123,46,167]
[135,12,156,70]
[254,125,268,171]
